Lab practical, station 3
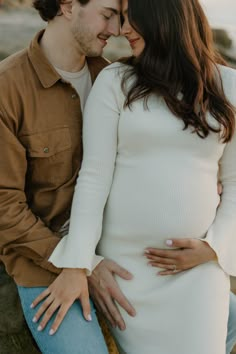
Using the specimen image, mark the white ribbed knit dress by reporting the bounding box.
[49,63,236,354]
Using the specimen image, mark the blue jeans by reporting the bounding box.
[17,286,109,354]
[227,292,236,354]
[18,286,236,354]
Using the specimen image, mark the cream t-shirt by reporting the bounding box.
[55,61,92,112]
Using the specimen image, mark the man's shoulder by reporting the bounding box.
[0,48,29,82]
[0,48,28,72]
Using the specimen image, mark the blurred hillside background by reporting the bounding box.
[0,0,236,66]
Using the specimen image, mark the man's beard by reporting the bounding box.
[72,27,102,57]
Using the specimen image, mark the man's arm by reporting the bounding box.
[0,112,60,273]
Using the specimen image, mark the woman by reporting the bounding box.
[49,0,236,352]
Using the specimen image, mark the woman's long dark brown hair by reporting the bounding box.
[121,0,235,142]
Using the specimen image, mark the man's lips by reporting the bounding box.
[98,36,109,46]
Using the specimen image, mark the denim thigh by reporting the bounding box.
[17,286,108,354]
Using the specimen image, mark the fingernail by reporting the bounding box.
[32,317,37,323]
[147,262,153,267]
[144,249,150,254]
[30,303,34,309]
[87,314,92,321]
[166,239,173,246]
[37,325,42,332]
[49,329,55,336]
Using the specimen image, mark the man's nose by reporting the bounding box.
[108,17,121,37]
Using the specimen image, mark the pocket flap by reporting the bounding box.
[21,127,71,158]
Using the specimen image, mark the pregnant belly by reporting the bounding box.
[101,164,219,249]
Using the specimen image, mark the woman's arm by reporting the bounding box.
[31,64,123,333]
[202,128,236,276]
[49,64,122,272]
[144,183,223,275]
[145,69,236,276]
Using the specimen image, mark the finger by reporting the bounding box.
[94,299,117,328]
[145,248,179,258]
[33,295,54,323]
[158,269,182,276]
[104,296,126,331]
[37,300,60,332]
[217,182,223,195]
[49,304,71,335]
[165,238,195,249]
[145,255,174,265]
[149,262,178,270]
[110,286,136,317]
[80,292,92,322]
[31,288,51,309]
[110,261,133,280]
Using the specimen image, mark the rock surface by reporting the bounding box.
[0,264,40,354]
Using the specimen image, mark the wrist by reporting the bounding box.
[62,268,87,276]
[205,245,217,262]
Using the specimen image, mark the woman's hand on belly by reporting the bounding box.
[144,239,217,275]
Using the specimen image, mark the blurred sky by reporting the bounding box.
[200,0,236,28]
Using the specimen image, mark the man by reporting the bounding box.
[0,0,120,352]
[0,0,235,353]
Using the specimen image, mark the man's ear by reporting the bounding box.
[60,0,74,20]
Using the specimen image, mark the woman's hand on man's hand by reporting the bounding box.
[30,268,91,335]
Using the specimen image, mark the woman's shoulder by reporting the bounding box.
[217,64,236,104]
[217,64,236,87]
[95,61,129,82]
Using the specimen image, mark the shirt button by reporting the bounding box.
[71,94,77,99]
[43,147,49,153]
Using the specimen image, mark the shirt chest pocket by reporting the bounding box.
[21,127,73,187]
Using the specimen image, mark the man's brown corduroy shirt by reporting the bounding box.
[0,30,108,286]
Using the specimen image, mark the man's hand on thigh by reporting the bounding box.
[88,260,136,330]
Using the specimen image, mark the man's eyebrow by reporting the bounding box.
[103,7,119,15]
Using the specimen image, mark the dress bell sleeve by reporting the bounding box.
[49,64,123,274]
[203,69,236,276]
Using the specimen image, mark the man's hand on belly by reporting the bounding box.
[88,259,136,330]
[144,239,217,275]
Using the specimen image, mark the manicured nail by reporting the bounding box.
[30,303,34,309]
[87,314,92,321]
[144,249,150,254]
[49,329,55,336]
[166,239,173,246]
[32,317,37,323]
[37,325,42,332]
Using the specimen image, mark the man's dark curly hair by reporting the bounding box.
[33,0,90,22]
